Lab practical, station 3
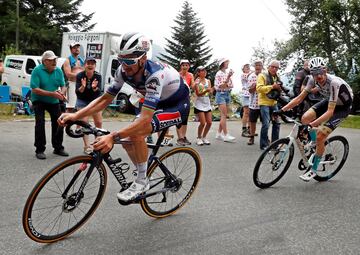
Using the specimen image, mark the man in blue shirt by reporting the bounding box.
[31,50,69,159]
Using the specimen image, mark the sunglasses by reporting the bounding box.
[270,65,279,69]
[118,53,145,66]
[311,68,325,76]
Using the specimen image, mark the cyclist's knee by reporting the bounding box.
[301,108,316,124]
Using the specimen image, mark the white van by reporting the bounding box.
[1,55,65,97]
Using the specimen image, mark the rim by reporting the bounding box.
[26,161,104,240]
[144,150,199,215]
[256,142,291,185]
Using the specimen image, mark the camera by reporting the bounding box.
[276,81,289,93]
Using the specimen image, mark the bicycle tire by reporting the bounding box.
[314,136,349,182]
[253,138,294,188]
[140,147,201,218]
[22,155,107,243]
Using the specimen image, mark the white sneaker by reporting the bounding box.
[161,134,174,146]
[117,179,150,201]
[299,170,317,182]
[223,133,236,143]
[215,132,224,140]
[202,138,211,145]
[196,138,204,146]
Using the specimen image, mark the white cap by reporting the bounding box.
[69,42,81,48]
[180,59,190,65]
[41,50,57,61]
[253,59,263,65]
[218,58,229,66]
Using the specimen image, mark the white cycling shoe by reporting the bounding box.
[299,170,317,182]
[117,179,150,201]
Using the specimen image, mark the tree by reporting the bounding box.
[269,0,360,111]
[0,0,95,56]
[274,0,360,76]
[158,1,214,75]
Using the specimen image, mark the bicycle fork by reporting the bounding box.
[62,154,102,207]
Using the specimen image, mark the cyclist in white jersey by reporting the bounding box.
[280,57,353,181]
[58,32,190,201]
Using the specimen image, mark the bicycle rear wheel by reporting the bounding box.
[253,138,294,188]
[140,147,201,218]
[22,155,107,243]
[314,136,349,182]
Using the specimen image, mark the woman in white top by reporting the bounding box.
[214,58,235,142]
[194,66,213,145]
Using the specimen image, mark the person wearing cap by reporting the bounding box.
[75,56,103,154]
[214,58,236,142]
[247,60,263,145]
[193,66,213,145]
[63,42,85,113]
[176,59,194,146]
[241,63,251,137]
[256,59,282,150]
[30,50,69,159]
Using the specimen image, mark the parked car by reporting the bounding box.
[1,55,65,98]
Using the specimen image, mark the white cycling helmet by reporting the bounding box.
[309,57,327,69]
[119,32,151,56]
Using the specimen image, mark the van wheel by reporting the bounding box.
[116,93,133,113]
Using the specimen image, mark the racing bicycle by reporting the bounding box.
[22,121,202,243]
[253,112,349,188]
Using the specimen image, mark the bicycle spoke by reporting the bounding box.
[23,156,107,242]
[253,138,294,188]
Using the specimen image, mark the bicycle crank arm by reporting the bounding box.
[138,187,170,199]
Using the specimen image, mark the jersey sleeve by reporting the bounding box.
[329,79,341,103]
[106,67,124,96]
[303,76,315,94]
[142,74,164,111]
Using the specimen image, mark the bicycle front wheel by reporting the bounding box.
[314,136,349,182]
[22,155,107,243]
[253,138,294,188]
[140,147,201,218]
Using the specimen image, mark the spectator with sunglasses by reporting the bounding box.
[58,32,190,202]
[256,60,282,150]
[280,57,353,181]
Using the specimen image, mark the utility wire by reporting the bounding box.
[260,0,291,34]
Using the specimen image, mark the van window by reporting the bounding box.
[111,59,120,77]
[25,59,37,74]
[5,59,23,70]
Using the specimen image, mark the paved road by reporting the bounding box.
[1,120,360,255]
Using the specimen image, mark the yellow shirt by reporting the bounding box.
[256,73,278,106]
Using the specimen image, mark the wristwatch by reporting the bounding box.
[111,131,122,143]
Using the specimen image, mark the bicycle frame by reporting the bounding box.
[61,128,176,203]
[277,118,337,171]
